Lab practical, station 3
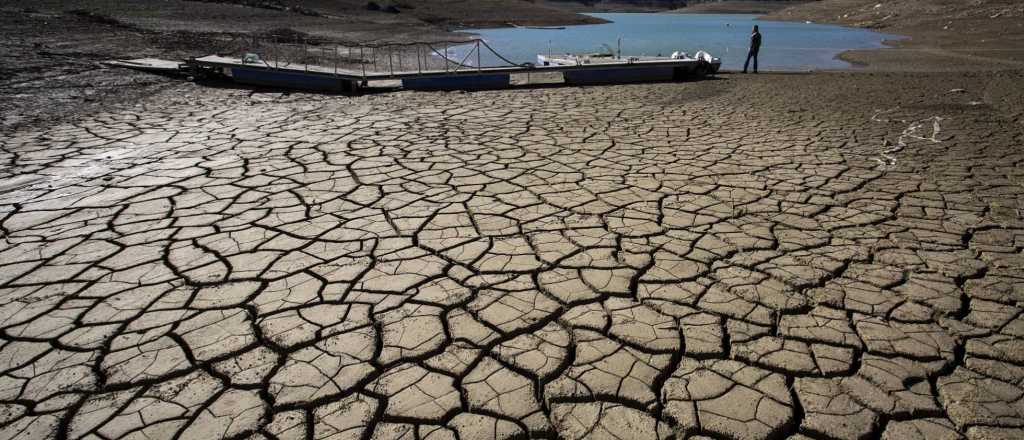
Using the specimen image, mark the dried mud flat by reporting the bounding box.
[1,67,1024,440]
[3,1,1024,439]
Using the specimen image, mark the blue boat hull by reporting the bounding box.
[403,74,510,91]
[563,66,677,85]
[229,67,354,92]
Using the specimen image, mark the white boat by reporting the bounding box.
[536,49,721,84]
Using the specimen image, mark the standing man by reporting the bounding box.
[743,25,761,74]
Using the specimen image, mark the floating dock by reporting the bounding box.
[108,39,721,93]
[102,58,187,75]
[188,55,718,93]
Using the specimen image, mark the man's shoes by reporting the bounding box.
[742,70,747,74]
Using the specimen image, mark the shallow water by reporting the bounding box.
[456,13,902,71]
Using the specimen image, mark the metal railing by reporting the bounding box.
[205,33,529,81]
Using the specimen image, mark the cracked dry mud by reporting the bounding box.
[0,74,1023,440]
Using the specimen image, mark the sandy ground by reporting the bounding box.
[1,1,1024,439]
[766,0,1024,71]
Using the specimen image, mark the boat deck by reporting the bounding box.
[102,58,186,74]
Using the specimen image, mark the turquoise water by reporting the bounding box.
[456,13,902,71]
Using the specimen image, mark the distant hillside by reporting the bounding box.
[181,0,609,27]
[5,0,607,43]
[542,0,806,10]
[4,0,813,46]
[546,0,685,8]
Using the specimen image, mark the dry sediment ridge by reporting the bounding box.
[1,67,1023,439]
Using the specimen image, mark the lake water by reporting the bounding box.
[456,13,902,71]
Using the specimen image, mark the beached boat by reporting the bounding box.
[106,39,721,93]
[537,50,721,85]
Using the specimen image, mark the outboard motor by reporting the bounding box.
[694,50,721,74]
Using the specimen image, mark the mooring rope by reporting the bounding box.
[477,39,532,68]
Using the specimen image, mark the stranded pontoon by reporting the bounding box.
[106,37,721,93]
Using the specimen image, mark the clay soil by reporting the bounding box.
[1,2,1023,439]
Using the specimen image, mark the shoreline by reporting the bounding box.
[759,0,1024,72]
[667,1,807,15]
[457,11,908,75]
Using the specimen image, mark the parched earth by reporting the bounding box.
[0,71,1023,440]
